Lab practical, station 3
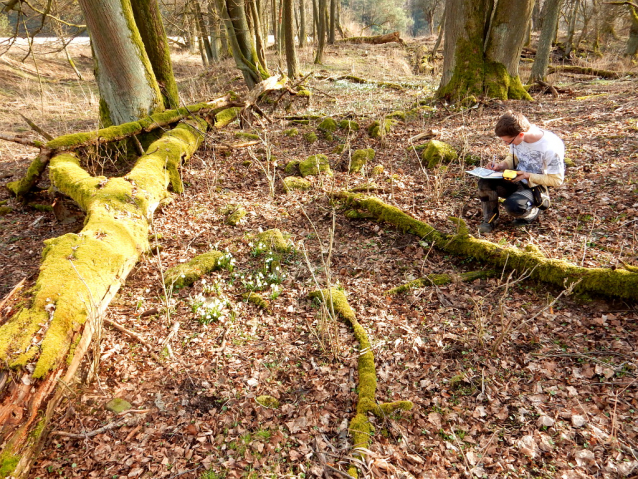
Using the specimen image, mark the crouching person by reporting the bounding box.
[478,111,565,234]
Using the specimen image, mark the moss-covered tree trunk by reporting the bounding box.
[626,4,638,56]
[217,0,269,89]
[130,0,180,109]
[437,0,533,101]
[529,0,563,82]
[0,118,208,479]
[78,0,165,126]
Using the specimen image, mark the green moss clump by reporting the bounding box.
[242,292,270,310]
[284,159,301,175]
[0,450,19,477]
[367,119,395,139]
[421,140,458,168]
[283,176,311,192]
[283,128,299,137]
[564,157,575,167]
[256,395,280,408]
[291,119,310,125]
[371,165,384,175]
[0,200,6,206]
[303,131,317,143]
[164,251,224,288]
[350,148,375,174]
[296,87,311,97]
[464,154,481,166]
[299,154,332,177]
[333,144,346,154]
[318,117,338,133]
[226,206,247,226]
[214,107,242,129]
[254,229,292,253]
[339,119,360,131]
[0,206,12,216]
[386,270,496,295]
[386,110,406,121]
[6,154,48,198]
[106,398,132,413]
[235,131,260,140]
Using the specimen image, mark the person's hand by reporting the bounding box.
[486,160,501,171]
[512,171,530,182]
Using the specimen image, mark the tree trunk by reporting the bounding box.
[283,0,299,77]
[0,115,209,479]
[271,0,278,47]
[217,0,268,89]
[312,0,318,40]
[78,0,165,126]
[208,0,221,60]
[248,0,268,71]
[431,3,446,57]
[530,0,563,82]
[437,0,532,102]
[626,5,638,56]
[532,0,542,31]
[299,0,306,47]
[328,0,335,44]
[194,0,214,64]
[564,0,581,57]
[314,0,326,63]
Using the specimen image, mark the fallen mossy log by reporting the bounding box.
[332,192,638,301]
[547,65,636,79]
[317,74,405,91]
[310,289,412,478]
[386,270,497,295]
[0,117,208,478]
[338,31,406,45]
[5,95,238,199]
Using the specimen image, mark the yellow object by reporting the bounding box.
[503,169,518,180]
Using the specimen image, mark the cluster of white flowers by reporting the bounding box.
[250,241,268,256]
[241,271,268,291]
[219,251,236,271]
[188,293,229,324]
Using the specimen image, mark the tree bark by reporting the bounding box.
[314,0,326,63]
[283,0,299,77]
[437,0,532,101]
[626,4,638,56]
[328,0,336,44]
[339,31,405,44]
[248,0,268,71]
[130,0,180,108]
[529,0,562,82]
[78,0,165,126]
[194,0,214,65]
[0,117,209,479]
[299,0,306,47]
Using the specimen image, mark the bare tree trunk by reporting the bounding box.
[312,0,318,40]
[314,0,326,63]
[194,0,213,64]
[248,0,268,70]
[299,0,306,47]
[283,0,299,77]
[208,0,221,60]
[564,0,581,57]
[271,0,278,47]
[431,3,445,57]
[532,0,542,31]
[626,4,638,56]
[530,0,563,82]
[328,0,336,44]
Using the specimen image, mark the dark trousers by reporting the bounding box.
[478,179,537,223]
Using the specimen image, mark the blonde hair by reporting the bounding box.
[495,111,531,137]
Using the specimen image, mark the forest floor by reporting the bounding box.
[1,38,638,479]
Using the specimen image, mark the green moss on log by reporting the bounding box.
[0,206,12,216]
[0,450,20,478]
[283,128,299,137]
[6,154,49,198]
[215,107,241,128]
[371,165,384,175]
[386,110,406,121]
[164,251,224,288]
[242,292,270,310]
[283,176,311,192]
[29,203,53,212]
[334,191,638,301]
[310,288,413,474]
[235,132,260,140]
[422,140,458,168]
[350,148,375,174]
[318,117,338,133]
[299,154,331,177]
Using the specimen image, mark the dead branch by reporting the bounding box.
[18,114,54,140]
[547,65,636,78]
[0,278,26,318]
[51,412,144,439]
[0,132,42,147]
[338,31,405,45]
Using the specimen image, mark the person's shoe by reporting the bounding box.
[512,207,539,227]
[512,218,533,227]
[478,221,495,234]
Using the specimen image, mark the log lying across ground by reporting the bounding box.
[332,192,638,301]
[5,94,239,198]
[0,114,209,478]
[547,65,637,79]
[310,289,412,478]
[338,31,406,45]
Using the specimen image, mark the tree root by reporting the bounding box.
[309,289,413,478]
[386,270,496,295]
[331,192,638,301]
